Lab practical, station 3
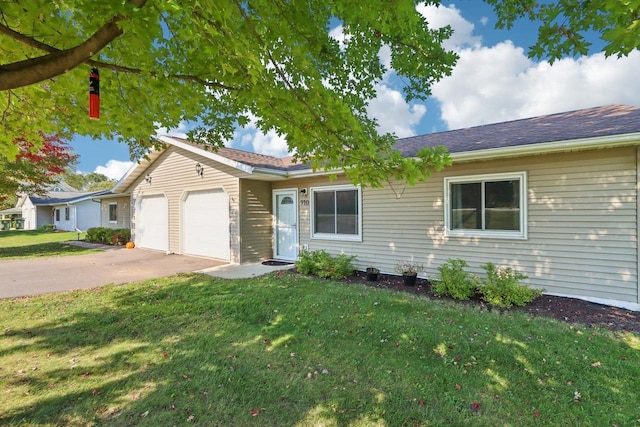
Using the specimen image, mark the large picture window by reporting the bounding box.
[311,185,361,240]
[445,172,527,239]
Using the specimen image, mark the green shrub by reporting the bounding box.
[86,227,107,243]
[295,249,356,279]
[106,228,131,245]
[478,262,542,307]
[86,227,131,245]
[295,249,317,275]
[37,224,56,232]
[433,258,477,300]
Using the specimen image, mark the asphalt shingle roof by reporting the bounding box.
[394,104,640,157]
[164,105,640,174]
[30,190,111,206]
[167,137,301,170]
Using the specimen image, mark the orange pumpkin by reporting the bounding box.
[125,241,135,249]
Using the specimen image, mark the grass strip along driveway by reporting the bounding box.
[1,271,638,426]
[0,230,95,260]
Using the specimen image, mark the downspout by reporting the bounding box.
[91,198,102,229]
[70,203,77,233]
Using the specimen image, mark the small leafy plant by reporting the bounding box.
[433,258,477,300]
[394,259,424,276]
[37,224,56,232]
[479,262,542,307]
[295,249,356,279]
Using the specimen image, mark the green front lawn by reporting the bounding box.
[0,230,94,259]
[1,272,638,426]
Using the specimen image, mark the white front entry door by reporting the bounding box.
[273,190,298,261]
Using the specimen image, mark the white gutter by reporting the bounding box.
[141,132,640,182]
[450,132,640,162]
[254,133,640,177]
[251,166,339,179]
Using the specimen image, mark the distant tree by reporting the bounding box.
[0,134,78,206]
[85,173,116,191]
[61,171,116,191]
[62,171,86,192]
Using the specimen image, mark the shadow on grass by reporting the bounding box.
[0,242,96,259]
[1,272,639,426]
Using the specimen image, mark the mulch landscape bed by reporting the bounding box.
[340,270,640,335]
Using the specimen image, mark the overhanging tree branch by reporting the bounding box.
[0,18,238,92]
[0,0,147,91]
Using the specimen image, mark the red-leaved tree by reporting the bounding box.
[0,133,78,207]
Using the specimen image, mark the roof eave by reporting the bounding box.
[159,136,255,174]
[449,132,640,162]
[249,166,339,180]
[112,151,162,193]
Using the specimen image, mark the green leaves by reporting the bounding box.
[0,1,456,186]
[486,0,640,62]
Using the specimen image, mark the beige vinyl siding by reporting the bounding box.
[129,147,241,262]
[239,179,273,262]
[100,196,131,228]
[273,175,362,255]
[277,147,639,305]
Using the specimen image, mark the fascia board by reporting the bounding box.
[160,136,254,174]
[112,152,160,193]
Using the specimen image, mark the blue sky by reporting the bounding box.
[71,2,640,179]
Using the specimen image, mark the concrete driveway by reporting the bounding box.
[0,245,225,299]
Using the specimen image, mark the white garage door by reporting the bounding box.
[182,189,230,260]
[136,195,168,252]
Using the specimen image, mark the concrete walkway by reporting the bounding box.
[199,262,293,279]
[0,243,294,299]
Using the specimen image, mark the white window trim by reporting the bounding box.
[444,171,527,240]
[109,202,118,223]
[310,184,362,242]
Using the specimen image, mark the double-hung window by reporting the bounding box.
[445,172,527,239]
[109,203,118,223]
[311,185,361,241]
[64,207,70,221]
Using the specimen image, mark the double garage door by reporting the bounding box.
[135,190,230,261]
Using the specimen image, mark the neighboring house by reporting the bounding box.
[15,183,110,231]
[114,104,640,311]
[0,207,23,230]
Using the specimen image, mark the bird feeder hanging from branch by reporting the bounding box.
[89,68,100,119]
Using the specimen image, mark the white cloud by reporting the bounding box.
[329,24,350,50]
[94,160,135,180]
[416,5,640,130]
[417,3,482,50]
[367,84,427,137]
[228,114,290,157]
[433,44,640,129]
[155,121,189,139]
